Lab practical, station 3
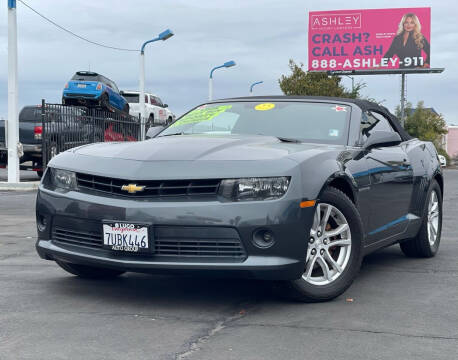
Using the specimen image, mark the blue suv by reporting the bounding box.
[62,71,129,113]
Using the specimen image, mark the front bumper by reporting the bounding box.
[36,186,313,280]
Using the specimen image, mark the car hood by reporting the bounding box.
[72,134,331,161]
[50,134,343,181]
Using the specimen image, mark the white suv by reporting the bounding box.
[121,91,175,126]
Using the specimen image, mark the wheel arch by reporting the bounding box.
[319,173,357,205]
[433,171,444,196]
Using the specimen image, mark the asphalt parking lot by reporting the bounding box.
[0,169,457,360]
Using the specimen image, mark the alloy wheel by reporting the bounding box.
[303,203,352,286]
[427,190,440,246]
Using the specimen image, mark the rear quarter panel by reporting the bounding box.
[19,121,41,145]
[406,139,442,216]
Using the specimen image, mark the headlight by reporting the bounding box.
[51,168,77,190]
[219,177,290,201]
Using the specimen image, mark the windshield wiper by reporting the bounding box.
[159,132,186,137]
[256,133,302,143]
[276,136,302,143]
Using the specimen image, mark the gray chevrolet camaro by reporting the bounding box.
[36,96,443,302]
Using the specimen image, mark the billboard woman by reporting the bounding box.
[384,13,430,68]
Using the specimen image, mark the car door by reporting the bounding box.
[152,96,166,122]
[109,81,122,110]
[361,111,414,244]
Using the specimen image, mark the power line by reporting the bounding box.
[18,0,139,52]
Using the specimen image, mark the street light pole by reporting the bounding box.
[249,81,263,96]
[139,29,173,140]
[139,51,145,138]
[7,0,19,183]
[208,61,236,101]
[343,75,354,93]
[208,76,213,102]
[400,73,406,127]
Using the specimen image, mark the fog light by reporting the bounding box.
[37,214,48,232]
[252,229,275,248]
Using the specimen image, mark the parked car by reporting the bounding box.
[121,90,175,127]
[0,105,88,177]
[0,105,138,177]
[62,71,129,113]
[438,154,447,167]
[0,119,6,167]
[36,96,443,302]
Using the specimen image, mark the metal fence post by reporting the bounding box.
[41,99,46,168]
[91,108,96,143]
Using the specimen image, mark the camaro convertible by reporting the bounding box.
[36,96,443,302]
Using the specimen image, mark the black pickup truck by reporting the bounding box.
[1,105,140,177]
[0,105,87,177]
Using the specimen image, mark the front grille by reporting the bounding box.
[51,219,246,261]
[154,226,246,259]
[76,173,221,199]
[52,226,103,249]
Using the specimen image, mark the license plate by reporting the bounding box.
[103,222,149,253]
[77,84,86,88]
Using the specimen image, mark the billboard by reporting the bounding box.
[308,8,431,71]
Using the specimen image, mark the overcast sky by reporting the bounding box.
[1,0,457,123]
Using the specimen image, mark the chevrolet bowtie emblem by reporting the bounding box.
[121,184,145,194]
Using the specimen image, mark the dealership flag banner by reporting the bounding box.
[308,7,431,71]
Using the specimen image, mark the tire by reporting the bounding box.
[167,116,173,125]
[123,103,130,114]
[400,180,442,258]
[280,187,364,302]
[147,114,154,129]
[99,93,109,110]
[36,170,43,178]
[56,260,125,279]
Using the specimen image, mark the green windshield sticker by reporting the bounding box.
[170,105,233,127]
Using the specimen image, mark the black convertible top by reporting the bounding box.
[217,96,412,141]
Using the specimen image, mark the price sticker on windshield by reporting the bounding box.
[332,105,347,112]
[170,105,232,127]
[255,103,275,111]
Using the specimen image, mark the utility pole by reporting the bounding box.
[400,73,406,127]
[7,0,19,183]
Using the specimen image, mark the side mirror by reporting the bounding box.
[146,126,165,139]
[163,104,168,108]
[363,130,402,150]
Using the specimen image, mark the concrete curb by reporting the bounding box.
[0,182,39,191]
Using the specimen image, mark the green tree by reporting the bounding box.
[396,101,449,159]
[278,60,363,98]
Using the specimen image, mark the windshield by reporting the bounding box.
[19,107,41,122]
[123,94,139,103]
[71,73,99,82]
[159,101,350,144]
